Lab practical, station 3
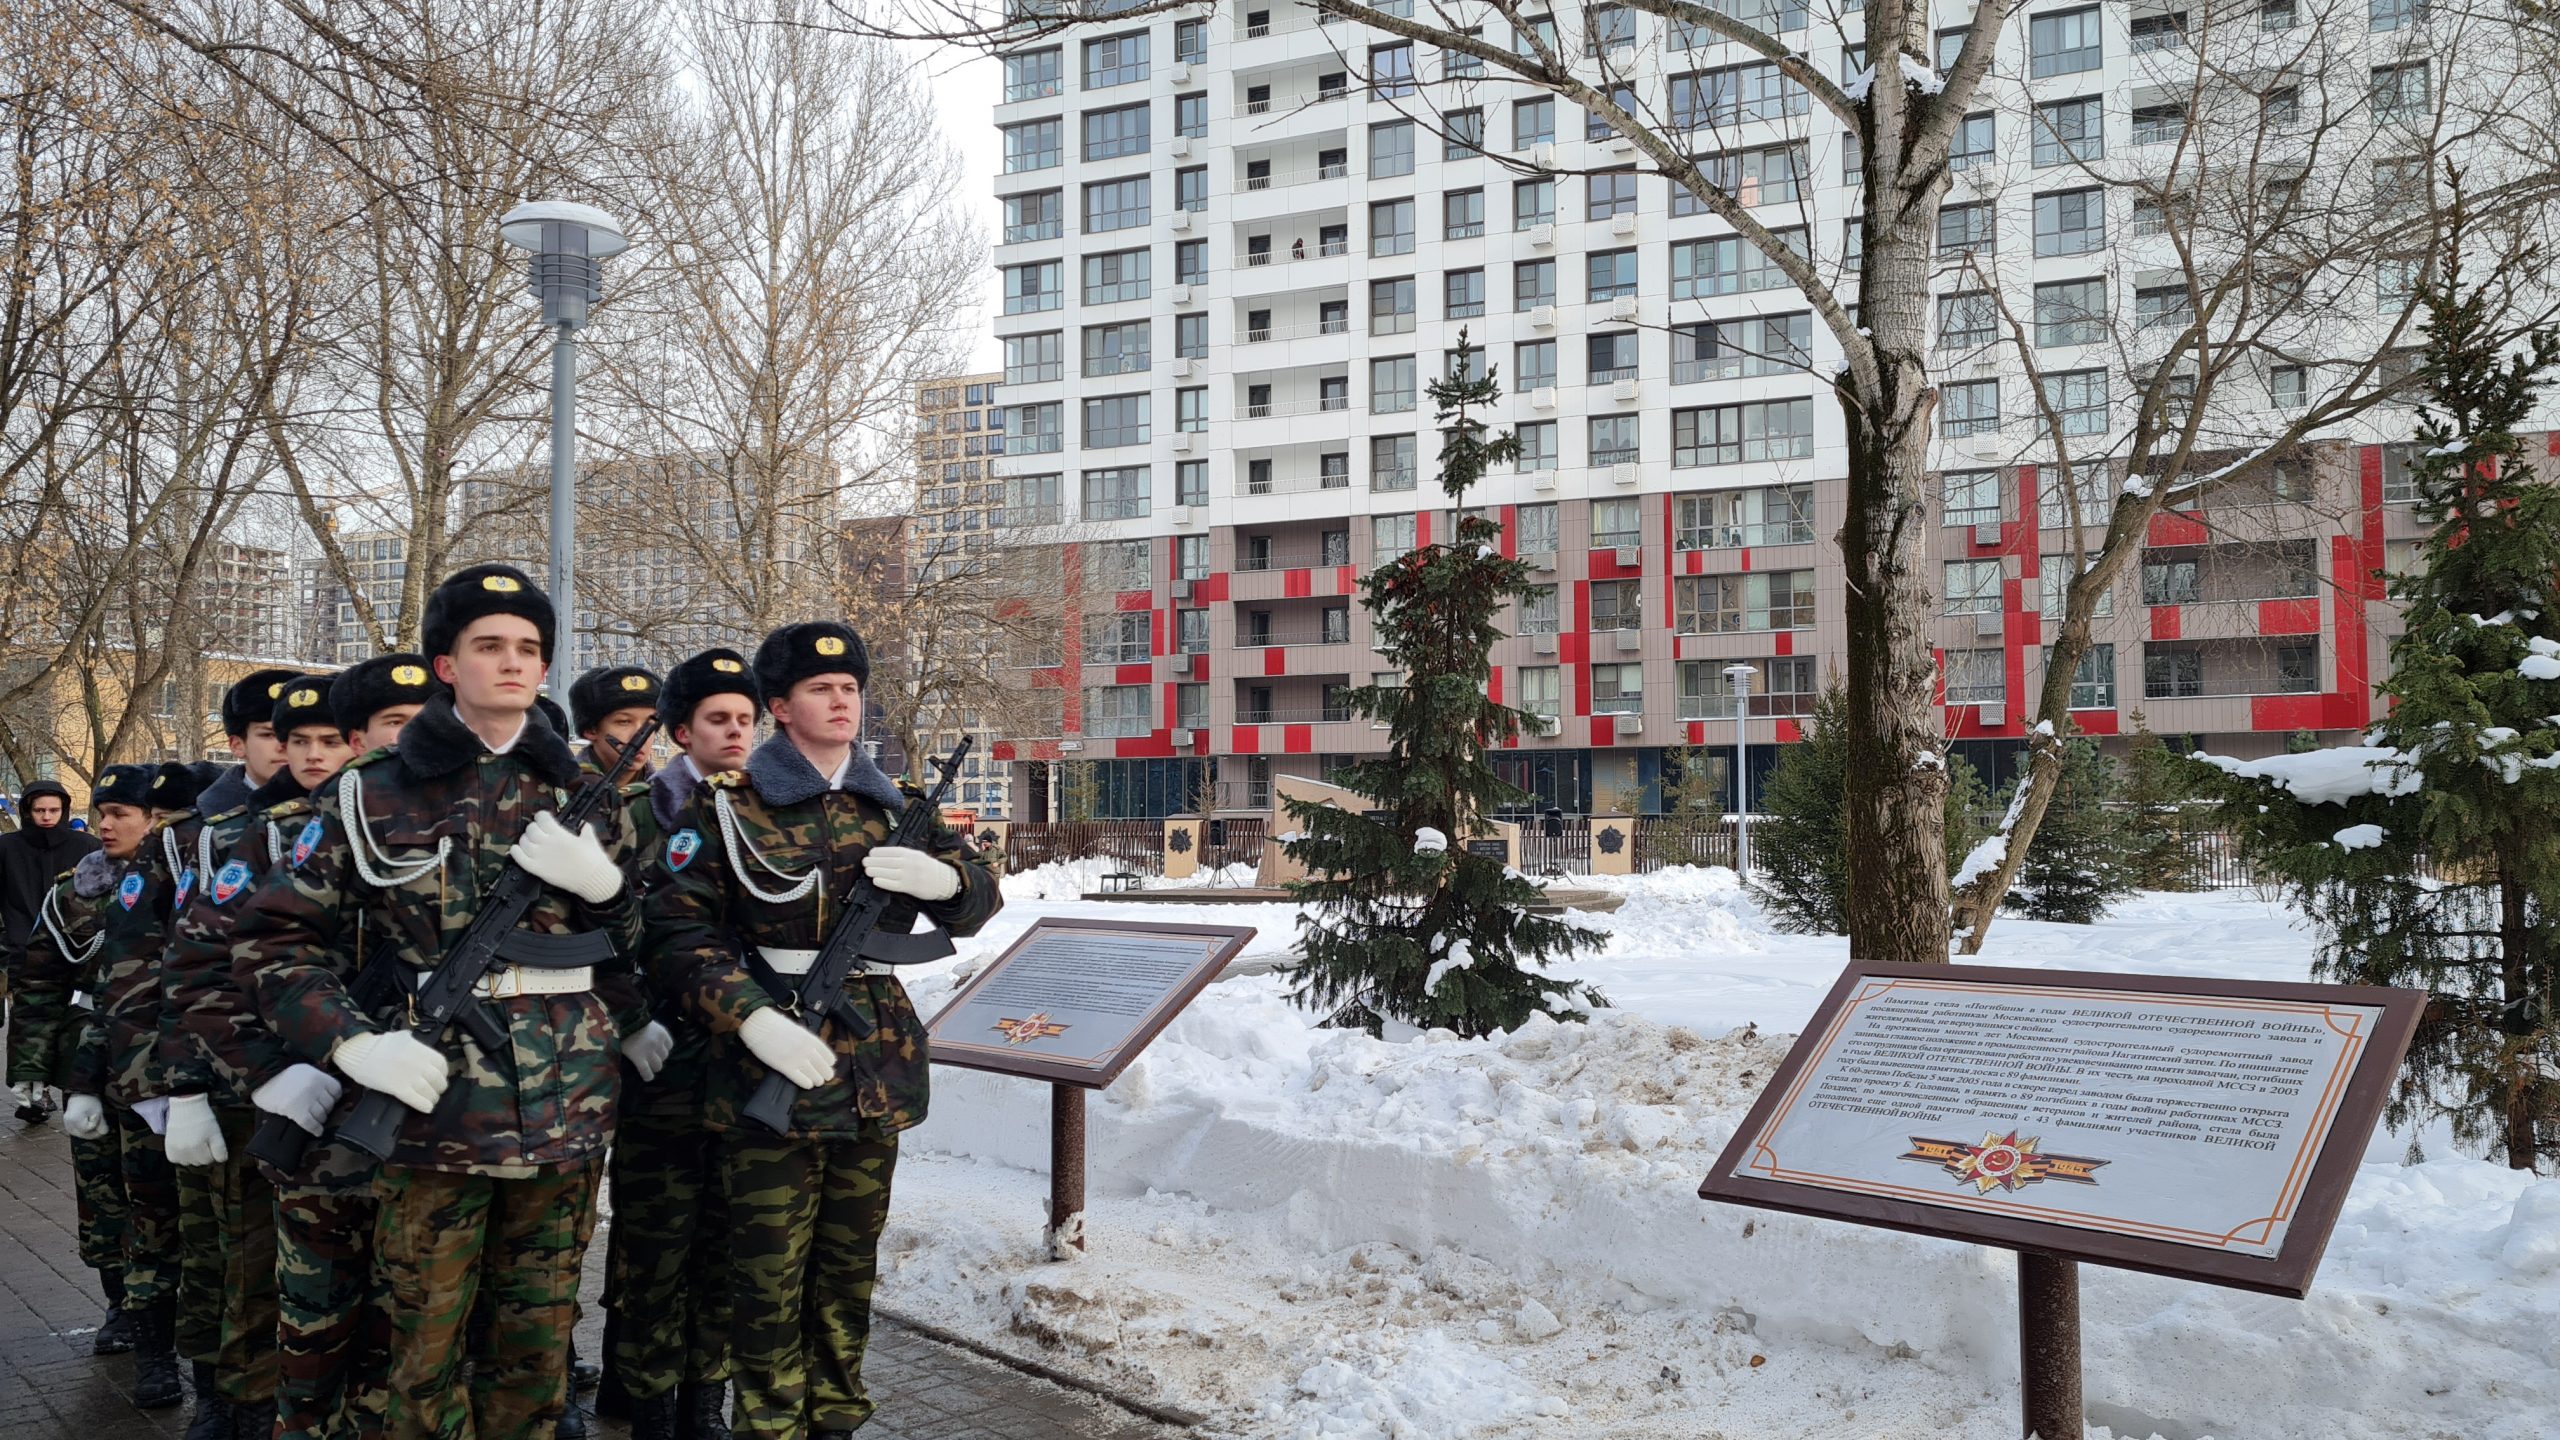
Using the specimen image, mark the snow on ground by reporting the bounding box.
[877,865,2560,1440]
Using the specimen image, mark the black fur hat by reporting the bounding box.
[753,622,869,705]
[271,677,337,738]
[221,669,307,737]
[328,654,438,734]
[94,763,158,810]
[570,665,662,735]
[658,648,759,732]
[419,564,555,662]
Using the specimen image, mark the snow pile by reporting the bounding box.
[1952,834,2007,887]
[1898,52,1945,94]
[2192,745,2418,804]
[2332,823,2387,850]
[2522,636,2560,681]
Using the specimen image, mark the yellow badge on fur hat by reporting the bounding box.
[815,636,845,656]
[268,682,286,699]
[482,574,521,593]
[289,688,319,706]
[392,665,427,685]
[713,657,742,672]
[621,675,650,692]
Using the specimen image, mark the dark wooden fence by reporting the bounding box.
[1002,821,1165,875]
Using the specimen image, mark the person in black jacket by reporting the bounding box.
[2,779,100,1069]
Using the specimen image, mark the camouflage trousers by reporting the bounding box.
[273,1164,389,1440]
[172,1107,279,1394]
[113,1103,182,1309]
[374,1162,601,1440]
[723,1128,900,1440]
[69,1124,129,1272]
[606,1113,731,1400]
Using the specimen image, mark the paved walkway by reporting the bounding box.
[0,1110,1182,1440]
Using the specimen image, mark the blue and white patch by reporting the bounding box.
[665,828,702,873]
[290,817,325,869]
[173,867,196,907]
[210,859,252,906]
[116,873,145,911]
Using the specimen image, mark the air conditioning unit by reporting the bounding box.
[1975,704,2002,726]
[1532,386,1557,410]
[1608,297,1637,322]
[1611,463,1641,486]
[1612,545,1640,566]
[1172,211,1194,232]
[1169,284,1194,303]
[1174,432,1197,452]
[1170,62,1193,84]
[1525,550,1556,572]
[1607,134,1635,154]
[1175,578,1197,600]
[1170,727,1196,745]
[1529,223,1556,249]
[1611,212,1637,237]
[1057,739,1085,752]
[1170,134,1193,157]
[1616,713,1645,734]
[1532,634,1558,654]
[1972,520,2003,545]
[1614,628,1642,652]
[1612,379,1639,403]
[1531,142,1557,168]
[1532,472,1557,492]
[1172,357,1197,378]
[1974,609,2004,636]
[1172,506,1203,529]
[1531,715,1561,737]
[1530,305,1556,330]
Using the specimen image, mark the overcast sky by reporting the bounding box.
[915,41,1005,374]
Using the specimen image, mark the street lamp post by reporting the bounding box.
[1723,663,1756,877]
[499,201,627,698]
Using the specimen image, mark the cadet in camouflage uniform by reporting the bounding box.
[243,655,436,1440]
[647,622,1002,1440]
[607,650,761,1440]
[232,565,653,1440]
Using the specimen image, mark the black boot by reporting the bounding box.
[91,1271,134,1355]
[568,1338,601,1392]
[183,1362,234,1440]
[130,1299,184,1410]
[554,1390,592,1440]
[592,1312,629,1420]
[629,1390,682,1440]
[678,1381,731,1440]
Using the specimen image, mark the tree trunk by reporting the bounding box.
[2500,871,2539,1171]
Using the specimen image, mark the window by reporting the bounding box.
[1443,29,1484,79]
[1175,91,1208,138]
[1514,96,1555,149]
[1592,663,1643,715]
[1173,607,1208,656]
[1587,83,1637,141]
[1001,118,1062,173]
[1003,189,1062,244]
[1937,292,1997,351]
[1515,502,1560,555]
[2035,189,2105,257]
[1941,469,2002,527]
[1175,239,1206,286]
[1175,17,1207,63]
[1943,380,2000,437]
[1445,190,1486,240]
[1950,112,1995,171]
[1176,459,1208,506]
[1005,48,1062,103]
[1446,108,1485,160]
[1587,332,1639,384]
[1374,513,1417,564]
[1669,61,1809,129]
[1081,249,1149,304]
[2263,0,2298,27]
[1514,178,1556,229]
[1584,3,1636,52]
[2381,443,2418,503]
[1445,267,1486,318]
[1370,42,1415,97]
[1370,120,1415,177]
[1003,259,1062,313]
[1586,169,1638,221]
[1082,322,1150,377]
[1670,229,1806,298]
[2037,557,2116,619]
[1944,649,2003,705]
[1084,177,1149,232]
[1175,387,1206,433]
[2271,364,2306,409]
[2029,7,2101,78]
[2043,370,2109,436]
[1699,143,1807,205]
[1003,331,1062,385]
[2371,62,2428,120]
[1444,346,1488,385]
[1371,355,1417,413]
[1673,399,1814,465]
[1589,415,1641,467]
[1000,405,1062,457]
[1673,313,1811,382]
[1519,666,1563,719]
[1089,540,1154,594]
[1001,473,1061,528]
[2144,646,2203,699]
[1675,571,1816,632]
[1370,434,1417,491]
[1939,202,1996,257]
[1674,484,1815,548]
[1083,103,1149,161]
[1082,395,1150,450]
[1516,420,1560,470]
[1513,259,1557,312]
[1081,466,1151,520]
[2277,642,2318,694]
[2035,279,2108,347]
[1672,0,1807,42]
[1515,339,1557,392]
[2129,12,2186,51]
[2033,97,2103,168]
[1587,249,1638,301]
[2263,85,2302,131]
[1175,166,1207,212]
[1082,685,1151,738]
[1084,32,1149,89]
[1511,11,1560,55]
[1370,199,1415,256]
[2371,0,2424,31]
[2131,103,2185,146]
[2135,285,2192,331]
[2038,467,2111,528]
[1945,559,2003,615]
[1371,276,1416,333]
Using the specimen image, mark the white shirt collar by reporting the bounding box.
[827,752,853,790]
[481,717,527,755]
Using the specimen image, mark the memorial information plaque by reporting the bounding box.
[1701,963,2420,1295]
[928,919,1254,1087]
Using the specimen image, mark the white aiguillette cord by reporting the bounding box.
[338,766,450,887]
[714,789,819,904]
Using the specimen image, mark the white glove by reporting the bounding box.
[11,1082,59,1111]
[332,1031,450,1113]
[622,1021,673,1083]
[163,1094,228,1166]
[251,1063,345,1138]
[63,1094,107,1139]
[740,1008,836,1090]
[862,846,960,902]
[510,812,624,904]
[134,1096,170,1135]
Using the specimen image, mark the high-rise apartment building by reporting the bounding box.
[986,2,2457,817]
[912,374,1018,814]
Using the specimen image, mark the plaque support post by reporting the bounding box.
[1045,1082,1087,1261]
[2018,1251,2082,1439]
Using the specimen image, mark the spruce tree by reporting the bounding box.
[1750,684,1852,933]
[1642,743,1724,871]
[2195,238,2560,1170]
[2118,713,2200,891]
[1281,337,1604,1038]
[2003,735,2135,923]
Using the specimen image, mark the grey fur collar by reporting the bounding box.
[72,849,115,898]
[398,694,582,788]
[195,765,252,819]
[650,759,703,832]
[744,733,903,812]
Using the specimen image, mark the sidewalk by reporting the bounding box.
[0,1114,1183,1440]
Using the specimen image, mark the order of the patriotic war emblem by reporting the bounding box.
[1901,1131,2109,1194]
[993,1013,1069,1046]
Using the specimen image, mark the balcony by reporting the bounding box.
[1237,469,1356,496]
[997,505,1064,528]
[1240,317,1355,344]
[1236,702,1356,724]
[1235,87,1347,118]
[1241,238,1353,269]
[1238,541,1352,572]
[1236,623,1353,649]
[1680,691,1820,721]
[1241,394,1352,419]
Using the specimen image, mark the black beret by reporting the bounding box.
[272,677,338,738]
[753,622,869,704]
[329,654,438,733]
[535,695,571,738]
[570,665,662,735]
[420,564,556,662]
[222,669,307,737]
[94,764,155,810]
[149,762,212,811]
[658,648,759,731]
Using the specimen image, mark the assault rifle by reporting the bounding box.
[740,736,970,1135]
[334,717,660,1161]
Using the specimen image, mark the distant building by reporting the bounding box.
[909,376,1014,815]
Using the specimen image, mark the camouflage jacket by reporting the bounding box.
[5,863,108,1089]
[618,763,714,1118]
[643,735,1002,1138]
[158,771,310,1106]
[233,697,647,1176]
[73,847,183,1104]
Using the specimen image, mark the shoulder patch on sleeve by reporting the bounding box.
[290,816,327,869]
[210,859,253,905]
[172,867,196,908]
[664,828,702,872]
